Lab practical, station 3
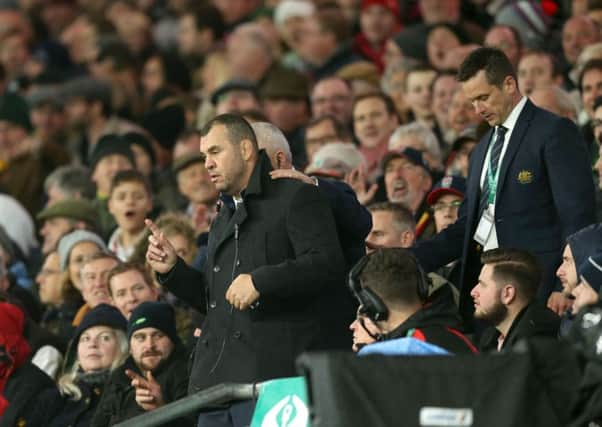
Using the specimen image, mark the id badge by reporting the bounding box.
[474,206,494,245]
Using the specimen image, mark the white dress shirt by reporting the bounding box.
[478,96,527,250]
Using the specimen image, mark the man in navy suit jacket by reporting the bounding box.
[413,47,596,327]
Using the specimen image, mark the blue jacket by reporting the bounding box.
[414,100,596,322]
[358,337,450,356]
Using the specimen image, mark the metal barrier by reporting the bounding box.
[113,383,258,427]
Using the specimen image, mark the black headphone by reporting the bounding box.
[348,249,431,322]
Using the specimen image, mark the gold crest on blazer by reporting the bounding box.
[517,170,533,184]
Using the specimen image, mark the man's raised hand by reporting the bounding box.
[126,369,165,411]
[145,218,178,274]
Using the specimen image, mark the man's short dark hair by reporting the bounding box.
[149,52,191,93]
[359,248,423,309]
[311,76,352,96]
[315,8,349,43]
[457,47,516,87]
[177,128,201,142]
[200,114,259,150]
[62,77,113,117]
[520,49,561,78]
[107,262,154,295]
[404,65,437,92]
[367,202,416,232]
[109,169,152,197]
[306,114,350,140]
[481,248,541,301]
[352,92,398,118]
[579,59,602,92]
[488,24,523,52]
[96,41,137,72]
[190,4,226,41]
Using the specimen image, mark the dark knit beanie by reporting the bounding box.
[73,304,127,346]
[0,92,32,131]
[62,304,126,369]
[579,254,602,293]
[567,224,602,278]
[392,26,428,64]
[89,134,135,171]
[142,103,186,151]
[127,302,180,346]
[123,132,156,166]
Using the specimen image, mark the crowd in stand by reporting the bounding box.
[2,0,602,426]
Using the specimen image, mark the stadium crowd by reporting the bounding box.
[1,0,602,426]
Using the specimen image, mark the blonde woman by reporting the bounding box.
[41,304,128,427]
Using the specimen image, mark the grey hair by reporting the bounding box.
[367,201,416,233]
[57,329,128,401]
[44,165,95,200]
[388,122,442,163]
[308,142,365,175]
[574,42,602,81]
[251,122,292,164]
[230,23,275,60]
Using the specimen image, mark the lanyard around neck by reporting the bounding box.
[486,128,505,205]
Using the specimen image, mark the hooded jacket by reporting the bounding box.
[383,286,478,354]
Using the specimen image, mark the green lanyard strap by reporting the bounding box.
[486,129,504,205]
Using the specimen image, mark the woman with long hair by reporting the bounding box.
[41,304,128,427]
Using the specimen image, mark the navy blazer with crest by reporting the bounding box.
[414,99,596,320]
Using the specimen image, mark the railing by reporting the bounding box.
[113,383,258,427]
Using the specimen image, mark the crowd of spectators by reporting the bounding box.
[2,0,602,426]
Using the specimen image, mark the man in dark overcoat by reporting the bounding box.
[145,113,345,427]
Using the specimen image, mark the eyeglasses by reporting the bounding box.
[432,200,462,211]
[82,271,110,284]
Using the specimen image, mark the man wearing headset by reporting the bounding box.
[349,248,477,354]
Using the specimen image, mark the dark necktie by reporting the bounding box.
[478,125,507,216]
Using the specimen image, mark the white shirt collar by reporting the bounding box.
[500,96,527,133]
[233,195,243,209]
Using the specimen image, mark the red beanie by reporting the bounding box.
[360,0,400,20]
